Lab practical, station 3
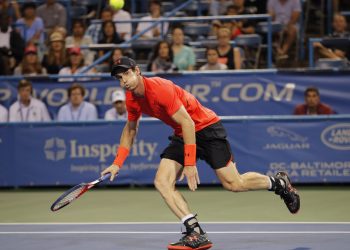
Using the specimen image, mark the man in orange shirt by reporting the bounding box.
[102,57,300,250]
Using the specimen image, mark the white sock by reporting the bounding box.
[181,214,195,223]
[268,177,273,190]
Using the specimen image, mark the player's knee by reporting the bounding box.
[223,181,245,192]
[154,177,172,194]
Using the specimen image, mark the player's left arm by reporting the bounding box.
[171,105,200,191]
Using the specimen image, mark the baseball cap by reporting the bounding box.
[24,45,37,55]
[50,32,64,42]
[111,89,126,102]
[111,56,137,76]
[69,47,81,55]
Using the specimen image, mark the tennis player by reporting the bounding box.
[101,57,300,250]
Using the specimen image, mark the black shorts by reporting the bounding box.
[160,121,234,169]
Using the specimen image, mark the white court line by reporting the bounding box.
[0,222,349,225]
[0,231,349,235]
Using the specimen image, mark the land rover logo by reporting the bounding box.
[321,123,350,150]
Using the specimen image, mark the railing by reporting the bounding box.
[83,13,274,72]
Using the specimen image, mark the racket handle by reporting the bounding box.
[100,173,112,181]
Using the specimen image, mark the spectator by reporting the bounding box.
[216,27,242,69]
[199,47,228,70]
[36,0,67,32]
[66,20,95,65]
[314,14,350,61]
[0,0,21,22]
[112,2,132,40]
[58,47,96,82]
[222,6,242,39]
[14,44,47,76]
[230,0,256,34]
[104,89,127,120]
[15,2,44,45]
[0,10,25,75]
[267,0,301,59]
[171,27,196,71]
[86,6,115,43]
[209,0,231,16]
[97,20,124,69]
[136,0,169,39]
[57,83,98,121]
[294,87,334,115]
[109,48,124,71]
[9,79,51,122]
[148,40,177,73]
[42,31,67,74]
[0,104,8,122]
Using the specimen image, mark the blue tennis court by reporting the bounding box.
[1,222,349,250]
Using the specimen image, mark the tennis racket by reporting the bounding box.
[50,173,112,212]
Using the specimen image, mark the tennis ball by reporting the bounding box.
[110,0,124,10]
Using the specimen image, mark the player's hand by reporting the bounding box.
[179,166,200,191]
[101,164,120,181]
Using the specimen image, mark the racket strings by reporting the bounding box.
[53,185,86,210]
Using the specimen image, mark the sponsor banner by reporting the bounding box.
[0,71,349,117]
[0,116,349,187]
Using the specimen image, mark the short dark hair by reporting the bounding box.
[17,79,33,91]
[205,46,219,57]
[68,83,85,97]
[304,87,320,97]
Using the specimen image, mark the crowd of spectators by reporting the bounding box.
[0,0,348,122]
[0,0,349,77]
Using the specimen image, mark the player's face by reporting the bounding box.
[115,68,140,91]
[305,91,320,108]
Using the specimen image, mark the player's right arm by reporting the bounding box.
[101,119,139,181]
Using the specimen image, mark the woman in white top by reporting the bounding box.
[9,79,51,122]
[58,47,96,81]
[199,47,228,71]
[14,44,47,76]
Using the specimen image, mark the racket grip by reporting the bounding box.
[101,173,112,181]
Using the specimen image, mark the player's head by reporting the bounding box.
[17,79,33,103]
[111,57,141,91]
[304,86,320,108]
[68,83,85,107]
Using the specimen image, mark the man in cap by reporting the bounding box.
[104,89,127,120]
[101,57,301,250]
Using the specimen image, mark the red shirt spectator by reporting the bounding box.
[293,87,334,115]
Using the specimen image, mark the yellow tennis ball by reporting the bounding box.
[110,0,124,10]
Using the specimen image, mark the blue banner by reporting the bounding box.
[1,116,349,187]
[0,71,349,118]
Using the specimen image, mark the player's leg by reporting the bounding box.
[154,158,191,219]
[215,162,300,213]
[198,121,300,214]
[155,158,213,250]
[215,161,270,191]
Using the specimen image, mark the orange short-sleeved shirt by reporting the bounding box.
[126,76,220,135]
